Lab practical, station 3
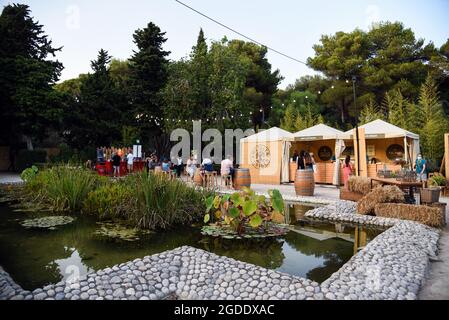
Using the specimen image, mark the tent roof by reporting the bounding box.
[343,119,419,140]
[293,124,344,141]
[240,127,294,143]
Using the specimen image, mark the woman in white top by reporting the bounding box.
[186,156,197,180]
[126,152,134,173]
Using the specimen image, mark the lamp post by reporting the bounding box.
[352,76,361,176]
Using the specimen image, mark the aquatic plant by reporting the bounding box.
[25,165,103,211]
[83,182,134,218]
[123,172,213,230]
[94,221,152,242]
[20,216,75,230]
[203,187,286,237]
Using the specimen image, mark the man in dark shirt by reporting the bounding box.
[112,153,121,177]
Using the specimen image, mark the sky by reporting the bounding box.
[2,0,448,88]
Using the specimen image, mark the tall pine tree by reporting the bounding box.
[0,4,63,149]
[128,22,170,146]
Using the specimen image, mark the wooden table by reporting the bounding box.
[370,177,424,203]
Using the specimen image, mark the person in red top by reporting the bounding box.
[343,155,353,188]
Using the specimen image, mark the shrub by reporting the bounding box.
[15,149,47,172]
[357,185,405,215]
[428,175,447,187]
[20,165,39,182]
[83,182,134,218]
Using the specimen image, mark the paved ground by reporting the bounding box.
[0,172,22,184]
[418,197,449,300]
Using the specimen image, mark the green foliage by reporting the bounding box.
[15,149,47,172]
[307,22,442,125]
[428,175,447,187]
[62,49,126,148]
[84,183,134,218]
[25,166,102,211]
[0,4,64,147]
[114,172,212,230]
[359,99,384,125]
[204,187,284,236]
[414,76,449,165]
[20,165,38,182]
[128,22,170,145]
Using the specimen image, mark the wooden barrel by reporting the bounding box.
[193,168,203,186]
[234,168,251,190]
[294,169,315,196]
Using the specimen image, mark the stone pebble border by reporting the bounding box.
[217,189,336,206]
[0,246,323,301]
[305,201,440,300]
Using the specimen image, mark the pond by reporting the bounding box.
[0,201,384,291]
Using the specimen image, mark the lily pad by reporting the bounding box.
[20,216,75,229]
[94,221,152,242]
[201,223,289,240]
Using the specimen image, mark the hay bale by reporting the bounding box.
[347,176,380,195]
[357,185,405,215]
[374,203,444,228]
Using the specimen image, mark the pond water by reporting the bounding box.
[0,202,384,291]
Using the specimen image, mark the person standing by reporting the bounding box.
[343,155,353,188]
[415,154,427,184]
[186,156,197,181]
[221,155,234,187]
[175,155,184,177]
[126,150,134,173]
[112,152,121,177]
[297,150,306,170]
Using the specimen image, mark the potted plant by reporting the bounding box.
[202,187,288,239]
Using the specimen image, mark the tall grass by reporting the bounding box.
[126,172,212,229]
[26,165,103,211]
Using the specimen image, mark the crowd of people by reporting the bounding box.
[95,147,236,183]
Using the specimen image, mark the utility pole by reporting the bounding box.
[352,76,361,176]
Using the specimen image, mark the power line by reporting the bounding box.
[174,0,309,66]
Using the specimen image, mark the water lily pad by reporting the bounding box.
[201,223,289,240]
[20,216,75,229]
[94,221,151,242]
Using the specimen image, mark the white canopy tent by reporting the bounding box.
[239,127,294,184]
[293,124,344,141]
[342,119,420,165]
[240,127,294,143]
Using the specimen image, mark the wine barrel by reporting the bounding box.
[193,168,203,186]
[294,169,315,196]
[234,168,251,190]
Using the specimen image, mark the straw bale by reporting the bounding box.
[357,185,405,215]
[347,177,380,195]
[374,203,444,228]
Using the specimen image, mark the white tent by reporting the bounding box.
[342,119,419,140]
[293,124,344,141]
[240,127,294,143]
[239,127,294,184]
[342,119,420,165]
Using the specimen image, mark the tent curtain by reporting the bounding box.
[333,138,345,186]
[281,141,291,183]
[412,139,420,167]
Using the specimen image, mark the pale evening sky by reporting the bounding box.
[2,0,448,88]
